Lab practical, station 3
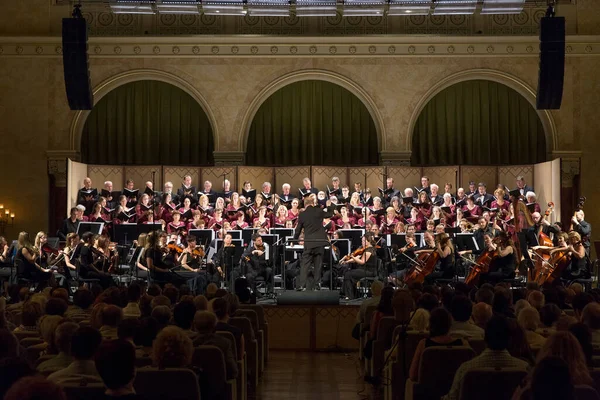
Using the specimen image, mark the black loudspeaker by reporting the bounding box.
[62,18,93,110]
[276,291,340,306]
[536,16,565,110]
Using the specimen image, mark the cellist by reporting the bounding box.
[530,232,569,285]
[419,232,455,285]
[480,231,516,285]
[555,231,587,281]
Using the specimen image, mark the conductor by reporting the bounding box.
[293,193,334,290]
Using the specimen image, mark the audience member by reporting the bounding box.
[123,283,142,319]
[569,322,593,367]
[443,316,529,400]
[535,331,592,385]
[471,302,492,330]
[66,289,94,320]
[192,311,238,380]
[492,288,515,319]
[96,339,139,399]
[369,286,395,339]
[151,305,172,329]
[572,292,594,320]
[449,296,484,338]
[193,295,208,311]
[37,321,79,373]
[152,326,193,369]
[117,318,140,344]
[507,319,535,365]
[581,302,600,344]
[517,307,546,348]
[48,326,103,383]
[417,293,439,312]
[410,308,466,380]
[147,284,161,297]
[150,295,171,310]
[527,291,545,311]
[0,358,35,399]
[356,280,384,324]
[45,298,68,316]
[514,299,532,318]
[409,308,430,332]
[529,357,575,400]
[213,296,245,359]
[162,285,179,306]
[13,301,43,333]
[474,287,494,306]
[134,317,160,359]
[4,376,66,400]
[173,300,198,339]
[39,315,65,354]
[100,305,124,340]
[0,329,19,360]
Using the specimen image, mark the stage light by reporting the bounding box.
[480,0,525,14]
[157,0,201,14]
[110,0,156,14]
[432,0,477,15]
[387,0,431,16]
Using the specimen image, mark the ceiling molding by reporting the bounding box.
[0,35,598,57]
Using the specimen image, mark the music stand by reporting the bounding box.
[269,228,294,241]
[77,222,104,236]
[332,238,351,259]
[338,229,365,250]
[138,223,163,234]
[241,228,259,247]
[188,229,214,250]
[226,230,242,240]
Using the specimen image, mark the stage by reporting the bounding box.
[256,292,363,351]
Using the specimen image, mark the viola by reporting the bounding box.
[340,246,366,263]
[42,243,60,256]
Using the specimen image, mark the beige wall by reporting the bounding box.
[0,32,599,250]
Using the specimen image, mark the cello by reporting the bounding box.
[403,235,440,285]
[535,248,571,286]
[464,236,500,287]
[531,202,555,281]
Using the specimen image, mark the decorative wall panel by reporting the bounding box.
[162,167,200,191]
[124,166,162,191]
[460,166,498,191]
[87,165,124,191]
[423,166,459,193]
[498,165,534,192]
[349,167,384,194]
[275,167,311,195]
[238,167,274,194]
[386,167,422,195]
[311,167,349,195]
[201,167,237,193]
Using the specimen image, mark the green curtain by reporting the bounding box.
[411,80,546,166]
[246,80,379,166]
[81,80,214,165]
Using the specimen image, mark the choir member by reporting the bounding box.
[515,175,534,199]
[233,211,248,229]
[335,205,355,228]
[466,181,477,197]
[177,175,197,204]
[273,205,289,228]
[253,206,271,229]
[339,186,351,204]
[419,176,431,196]
[380,207,399,235]
[135,194,152,223]
[178,197,194,222]
[221,179,233,202]
[474,182,494,208]
[209,208,226,231]
[288,198,301,222]
[362,189,374,207]
[491,188,510,218]
[167,211,187,237]
[463,195,482,222]
[201,180,217,197]
[525,191,542,214]
[157,193,176,224]
[198,194,213,215]
[429,184,443,206]
[77,177,98,216]
[300,177,318,197]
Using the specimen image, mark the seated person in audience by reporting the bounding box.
[99,305,123,340]
[213,296,245,360]
[173,300,198,340]
[37,321,79,373]
[517,307,546,349]
[47,326,103,384]
[572,292,594,321]
[355,280,384,325]
[369,286,395,340]
[152,306,172,330]
[192,311,238,380]
[527,290,545,311]
[152,326,193,369]
[117,319,140,345]
[537,303,562,337]
[449,296,484,339]
[4,376,65,400]
[134,317,160,360]
[409,308,430,332]
[581,302,600,345]
[65,289,94,320]
[568,322,593,367]
[0,358,35,399]
[122,283,142,319]
[442,316,529,400]
[39,315,66,355]
[95,339,139,400]
[0,329,20,360]
[13,301,43,334]
[410,307,467,381]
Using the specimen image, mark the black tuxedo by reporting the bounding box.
[474,193,494,207]
[514,185,534,198]
[429,195,444,206]
[293,205,334,289]
[278,193,296,202]
[177,185,198,203]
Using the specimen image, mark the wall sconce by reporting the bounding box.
[0,204,15,235]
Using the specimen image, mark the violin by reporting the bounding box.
[167,243,184,253]
[42,243,60,256]
[340,246,366,263]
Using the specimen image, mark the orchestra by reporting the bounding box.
[2,172,590,299]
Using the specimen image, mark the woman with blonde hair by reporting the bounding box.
[153,326,193,369]
[17,232,54,291]
[409,308,430,332]
[517,307,546,348]
[536,331,592,385]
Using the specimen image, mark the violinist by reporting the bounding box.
[34,231,56,269]
[54,232,80,281]
[389,231,418,284]
[421,232,455,284]
[0,236,10,292]
[480,231,516,284]
[235,233,272,294]
[177,235,206,294]
[145,231,187,287]
[95,235,119,275]
[341,232,379,300]
[211,232,236,284]
[555,231,587,281]
[17,231,54,291]
[134,233,149,280]
[78,232,115,289]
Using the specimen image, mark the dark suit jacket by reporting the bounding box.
[177,186,198,203]
[573,220,592,248]
[515,185,534,197]
[193,333,238,380]
[294,205,334,249]
[474,193,494,207]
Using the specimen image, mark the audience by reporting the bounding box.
[449,296,484,338]
[192,311,238,380]
[369,286,395,339]
[581,302,600,344]
[0,358,35,399]
[517,307,546,348]
[47,326,103,383]
[123,283,142,319]
[37,321,79,373]
[568,322,594,367]
[100,305,123,340]
[529,357,575,400]
[173,300,198,340]
[65,289,94,320]
[443,316,529,400]
[471,302,492,329]
[4,376,66,400]
[213,296,245,359]
[410,308,466,380]
[152,326,193,369]
[356,280,384,324]
[535,331,592,386]
[95,339,138,399]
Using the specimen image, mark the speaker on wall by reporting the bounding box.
[536,16,565,110]
[62,17,93,110]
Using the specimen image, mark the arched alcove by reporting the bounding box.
[81,79,214,165]
[245,79,379,166]
[411,79,547,166]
